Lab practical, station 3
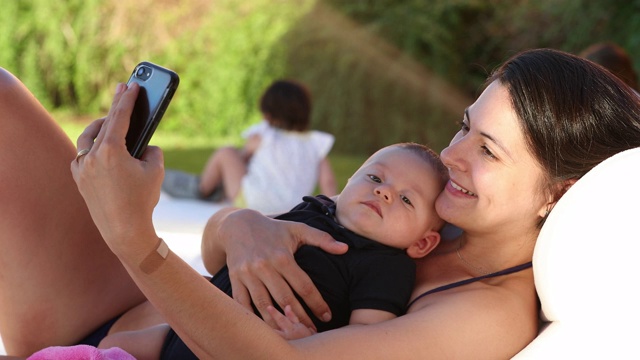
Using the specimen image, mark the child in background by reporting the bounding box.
[100,142,449,359]
[579,42,639,92]
[162,80,337,214]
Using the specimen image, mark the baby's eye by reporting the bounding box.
[368,175,382,183]
[401,195,412,205]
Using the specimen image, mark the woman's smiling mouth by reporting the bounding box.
[450,180,477,197]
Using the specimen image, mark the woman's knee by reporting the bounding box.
[0,67,20,90]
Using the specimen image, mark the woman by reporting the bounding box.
[1,48,639,359]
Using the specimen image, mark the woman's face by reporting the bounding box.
[436,81,548,236]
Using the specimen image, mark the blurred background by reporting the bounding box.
[2,0,638,190]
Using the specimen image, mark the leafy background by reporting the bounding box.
[2,0,639,157]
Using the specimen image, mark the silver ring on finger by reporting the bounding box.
[75,148,91,162]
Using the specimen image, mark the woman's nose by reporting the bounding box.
[440,135,467,172]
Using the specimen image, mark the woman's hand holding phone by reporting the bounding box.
[71,82,164,257]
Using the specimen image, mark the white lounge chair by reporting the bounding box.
[514,147,640,358]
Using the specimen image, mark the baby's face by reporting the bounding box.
[335,147,442,249]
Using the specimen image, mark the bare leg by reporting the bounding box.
[198,147,246,200]
[108,300,166,333]
[0,69,146,356]
[98,324,170,360]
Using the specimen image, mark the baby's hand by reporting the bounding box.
[267,305,317,340]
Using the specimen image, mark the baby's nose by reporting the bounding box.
[375,188,390,201]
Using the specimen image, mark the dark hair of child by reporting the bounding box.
[259,80,312,132]
[579,42,639,91]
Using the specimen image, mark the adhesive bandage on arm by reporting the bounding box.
[140,238,170,274]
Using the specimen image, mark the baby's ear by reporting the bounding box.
[406,230,441,259]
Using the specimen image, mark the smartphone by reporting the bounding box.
[125,61,180,158]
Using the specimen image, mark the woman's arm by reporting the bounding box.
[201,206,348,329]
[70,82,297,358]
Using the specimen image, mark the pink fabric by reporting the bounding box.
[27,345,135,360]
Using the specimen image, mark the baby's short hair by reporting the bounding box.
[392,142,449,189]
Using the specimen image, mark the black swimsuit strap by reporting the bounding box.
[407,261,532,309]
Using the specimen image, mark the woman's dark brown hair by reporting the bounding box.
[489,49,640,223]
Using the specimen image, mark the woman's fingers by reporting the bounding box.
[230,271,282,325]
[92,83,127,149]
[221,209,348,328]
[229,279,253,311]
[282,223,347,321]
[293,224,349,256]
[100,82,138,150]
[246,261,317,330]
[262,255,320,329]
[76,117,105,153]
[72,82,139,171]
[277,267,328,326]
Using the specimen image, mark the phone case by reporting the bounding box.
[125,61,180,158]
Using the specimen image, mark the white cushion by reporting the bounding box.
[514,147,640,358]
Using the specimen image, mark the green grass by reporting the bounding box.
[56,115,366,193]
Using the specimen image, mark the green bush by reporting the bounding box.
[323,0,640,97]
[155,0,313,139]
[0,0,312,142]
[2,0,639,155]
[273,2,473,154]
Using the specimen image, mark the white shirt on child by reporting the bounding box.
[241,120,334,215]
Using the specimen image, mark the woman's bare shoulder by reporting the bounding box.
[404,268,538,358]
[302,282,538,360]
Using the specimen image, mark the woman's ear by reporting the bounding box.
[406,230,441,259]
[538,178,578,217]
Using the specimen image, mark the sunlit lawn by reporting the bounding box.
[57,116,366,193]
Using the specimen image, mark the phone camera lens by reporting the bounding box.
[134,65,152,81]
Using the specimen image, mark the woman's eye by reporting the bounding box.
[459,121,470,134]
[401,195,412,205]
[481,145,497,159]
[368,175,381,183]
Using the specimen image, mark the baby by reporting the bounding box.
[100,142,449,360]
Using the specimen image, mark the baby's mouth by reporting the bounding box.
[362,201,382,217]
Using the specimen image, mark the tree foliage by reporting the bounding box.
[1,0,638,154]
